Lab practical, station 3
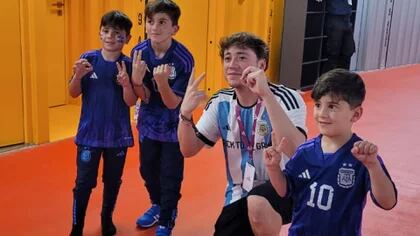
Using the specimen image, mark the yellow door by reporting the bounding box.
[46,0,66,107]
[174,0,209,87]
[0,0,24,147]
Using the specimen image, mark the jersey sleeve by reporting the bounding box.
[172,64,193,98]
[270,84,308,137]
[172,46,194,98]
[287,91,308,137]
[195,95,220,147]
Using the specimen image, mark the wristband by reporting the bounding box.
[179,113,194,125]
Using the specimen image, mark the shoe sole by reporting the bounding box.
[136,219,158,228]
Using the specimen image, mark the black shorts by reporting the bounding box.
[214,181,293,236]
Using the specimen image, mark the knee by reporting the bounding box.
[74,178,97,191]
[247,195,271,225]
[102,177,122,188]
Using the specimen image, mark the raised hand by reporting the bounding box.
[73,59,93,79]
[153,64,171,87]
[351,140,380,169]
[116,61,131,88]
[180,68,206,116]
[132,50,147,86]
[240,66,271,98]
[264,132,286,170]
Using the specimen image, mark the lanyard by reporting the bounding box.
[235,99,262,164]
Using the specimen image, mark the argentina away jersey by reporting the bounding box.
[285,134,397,236]
[75,50,134,148]
[196,83,307,205]
[131,39,194,142]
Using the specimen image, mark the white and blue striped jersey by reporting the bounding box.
[196,83,307,205]
[285,134,397,236]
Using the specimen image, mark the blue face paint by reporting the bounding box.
[117,35,126,43]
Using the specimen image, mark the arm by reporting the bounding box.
[131,50,151,103]
[122,85,137,107]
[242,67,306,154]
[264,143,288,197]
[352,141,397,210]
[69,59,92,98]
[178,70,207,157]
[116,61,137,106]
[262,92,305,155]
[154,64,182,109]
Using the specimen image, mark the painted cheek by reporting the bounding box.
[117,35,126,43]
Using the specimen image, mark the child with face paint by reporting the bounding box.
[130,1,194,235]
[68,10,137,236]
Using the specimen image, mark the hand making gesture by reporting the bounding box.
[73,59,93,80]
[132,50,148,86]
[179,68,206,117]
[241,66,271,98]
[351,140,380,169]
[116,61,131,88]
[153,64,172,88]
[264,131,298,170]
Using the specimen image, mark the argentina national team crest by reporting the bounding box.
[337,164,355,188]
[257,120,269,136]
[168,63,176,80]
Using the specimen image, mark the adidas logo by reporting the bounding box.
[90,72,98,79]
[298,169,311,179]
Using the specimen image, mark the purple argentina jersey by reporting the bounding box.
[75,50,134,148]
[284,134,397,236]
[131,39,194,142]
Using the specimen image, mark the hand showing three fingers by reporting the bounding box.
[153,64,171,87]
[351,140,380,169]
[116,61,131,88]
[180,68,207,116]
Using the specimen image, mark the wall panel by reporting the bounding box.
[0,0,24,147]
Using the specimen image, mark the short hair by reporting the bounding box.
[145,0,181,26]
[219,32,269,70]
[100,10,133,35]
[311,69,366,108]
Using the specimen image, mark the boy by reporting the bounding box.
[68,10,136,236]
[265,69,398,235]
[178,32,307,235]
[130,0,194,235]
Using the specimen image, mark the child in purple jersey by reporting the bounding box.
[68,10,137,236]
[265,69,397,235]
[130,1,194,235]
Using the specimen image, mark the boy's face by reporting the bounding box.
[313,94,362,138]
[99,26,131,52]
[222,46,266,88]
[146,13,178,44]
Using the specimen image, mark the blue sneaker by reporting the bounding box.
[136,204,160,228]
[155,209,177,236]
[155,225,172,236]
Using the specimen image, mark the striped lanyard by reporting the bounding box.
[235,100,262,164]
